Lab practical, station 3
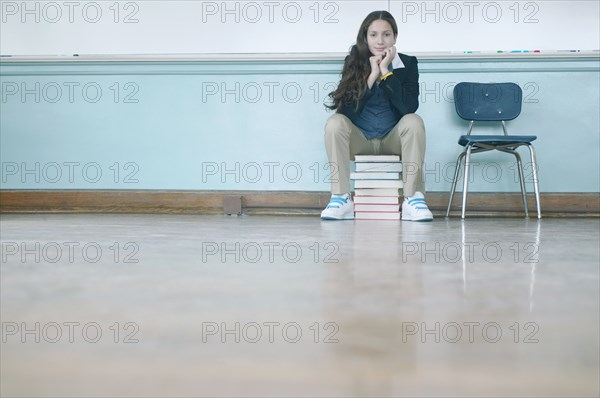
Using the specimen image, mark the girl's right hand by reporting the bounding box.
[369,55,381,76]
[367,56,381,89]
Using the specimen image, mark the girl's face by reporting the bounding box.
[366,19,396,56]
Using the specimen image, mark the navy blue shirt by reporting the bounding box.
[351,81,400,139]
[337,53,420,140]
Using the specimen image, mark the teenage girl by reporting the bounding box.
[321,10,433,222]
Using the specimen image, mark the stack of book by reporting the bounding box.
[351,155,403,220]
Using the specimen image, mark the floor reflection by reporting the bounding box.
[0,215,598,397]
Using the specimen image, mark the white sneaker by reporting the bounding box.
[402,192,433,222]
[321,194,354,220]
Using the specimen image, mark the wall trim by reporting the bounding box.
[1,52,598,62]
[1,190,598,217]
[2,56,598,77]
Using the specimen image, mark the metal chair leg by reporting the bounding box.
[527,144,542,219]
[512,151,529,218]
[446,152,466,217]
[461,146,473,219]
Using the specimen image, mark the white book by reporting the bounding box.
[355,162,403,172]
[354,155,400,162]
[355,204,401,212]
[354,179,403,189]
[353,196,400,205]
[350,172,401,180]
[355,211,401,220]
[354,188,402,196]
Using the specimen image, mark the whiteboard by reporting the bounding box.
[1,0,599,56]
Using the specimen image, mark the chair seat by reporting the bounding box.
[459,134,537,147]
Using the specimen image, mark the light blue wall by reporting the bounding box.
[1,56,599,192]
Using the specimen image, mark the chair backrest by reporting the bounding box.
[454,82,522,121]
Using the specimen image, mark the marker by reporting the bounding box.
[497,50,504,53]
[510,50,522,53]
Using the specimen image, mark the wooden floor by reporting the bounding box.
[1,214,599,397]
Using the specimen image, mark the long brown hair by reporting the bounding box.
[326,11,398,111]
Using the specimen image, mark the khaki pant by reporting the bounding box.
[324,113,426,197]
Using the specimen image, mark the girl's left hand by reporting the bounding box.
[379,46,396,75]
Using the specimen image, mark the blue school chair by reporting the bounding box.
[445,82,541,219]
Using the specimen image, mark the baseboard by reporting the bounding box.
[0,190,598,217]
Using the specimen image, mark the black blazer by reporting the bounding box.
[338,53,420,121]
